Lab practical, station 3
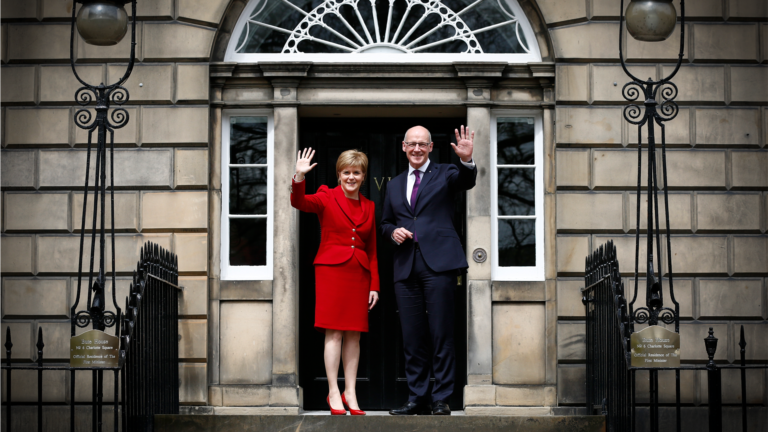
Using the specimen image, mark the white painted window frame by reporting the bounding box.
[490,110,544,281]
[221,110,275,281]
[224,0,541,63]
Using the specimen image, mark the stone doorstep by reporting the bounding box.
[156,414,606,432]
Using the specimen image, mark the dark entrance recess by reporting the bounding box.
[298,117,468,411]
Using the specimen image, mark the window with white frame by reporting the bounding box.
[221,112,274,280]
[490,112,544,281]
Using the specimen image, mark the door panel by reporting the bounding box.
[298,118,467,411]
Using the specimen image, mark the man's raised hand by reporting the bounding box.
[295,147,317,181]
[451,125,474,163]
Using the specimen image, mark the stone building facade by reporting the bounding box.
[0,0,766,427]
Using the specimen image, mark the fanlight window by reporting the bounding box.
[227,0,540,62]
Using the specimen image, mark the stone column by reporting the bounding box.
[540,78,558,386]
[207,72,228,392]
[269,77,302,403]
[464,77,495,400]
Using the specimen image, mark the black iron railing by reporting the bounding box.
[583,240,767,432]
[123,243,181,431]
[2,242,180,432]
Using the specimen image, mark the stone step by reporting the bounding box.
[155,414,605,432]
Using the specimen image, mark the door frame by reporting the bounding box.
[296,116,469,411]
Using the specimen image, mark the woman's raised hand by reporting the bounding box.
[295,147,317,181]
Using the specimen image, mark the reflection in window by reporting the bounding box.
[230,219,268,266]
[231,119,267,164]
[494,116,539,275]
[235,0,532,55]
[227,116,269,272]
[497,118,534,164]
[498,219,535,266]
[497,168,534,216]
[230,167,268,215]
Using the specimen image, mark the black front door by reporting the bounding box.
[298,117,468,411]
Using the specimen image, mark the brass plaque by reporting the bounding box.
[70,330,119,368]
[631,325,680,368]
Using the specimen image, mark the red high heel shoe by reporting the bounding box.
[342,393,366,416]
[327,395,347,415]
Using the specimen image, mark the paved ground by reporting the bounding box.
[156,414,605,432]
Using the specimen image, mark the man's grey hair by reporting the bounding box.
[403,126,432,143]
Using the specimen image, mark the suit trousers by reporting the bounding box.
[394,245,456,404]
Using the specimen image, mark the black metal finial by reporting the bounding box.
[704,327,718,369]
[5,326,13,365]
[36,327,44,366]
[738,325,746,353]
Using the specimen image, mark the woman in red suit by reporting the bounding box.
[291,148,380,416]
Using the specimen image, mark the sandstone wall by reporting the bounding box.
[545,0,767,427]
[1,0,230,409]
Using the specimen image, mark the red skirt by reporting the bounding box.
[314,257,371,333]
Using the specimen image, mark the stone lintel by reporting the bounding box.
[232,64,266,78]
[308,63,457,78]
[258,62,312,77]
[210,62,559,80]
[463,78,496,89]
[454,62,508,77]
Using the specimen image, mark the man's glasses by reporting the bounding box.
[404,142,431,149]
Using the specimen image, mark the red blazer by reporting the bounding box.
[290,179,380,292]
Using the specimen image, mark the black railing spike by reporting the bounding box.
[739,325,746,352]
[36,327,44,365]
[5,326,13,357]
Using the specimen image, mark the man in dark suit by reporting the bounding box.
[381,125,476,416]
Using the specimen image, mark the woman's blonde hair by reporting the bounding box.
[336,150,368,184]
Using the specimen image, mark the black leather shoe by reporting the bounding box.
[432,400,451,415]
[389,401,432,415]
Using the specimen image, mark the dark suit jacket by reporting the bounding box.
[380,161,477,282]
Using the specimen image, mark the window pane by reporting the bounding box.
[498,168,534,216]
[497,117,534,165]
[230,218,267,266]
[230,167,267,215]
[498,219,535,267]
[230,117,267,164]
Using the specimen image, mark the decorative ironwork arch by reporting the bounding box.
[225,0,541,62]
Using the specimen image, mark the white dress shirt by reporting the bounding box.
[406,158,476,205]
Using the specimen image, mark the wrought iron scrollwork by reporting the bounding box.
[623,103,646,126]
[73,310,117,329]
[74,108,96,130]
[109,108,130,129]
[75,86,95,106]
[632,306,676,326]
[70,0,137,344]
[622,80,644,102]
